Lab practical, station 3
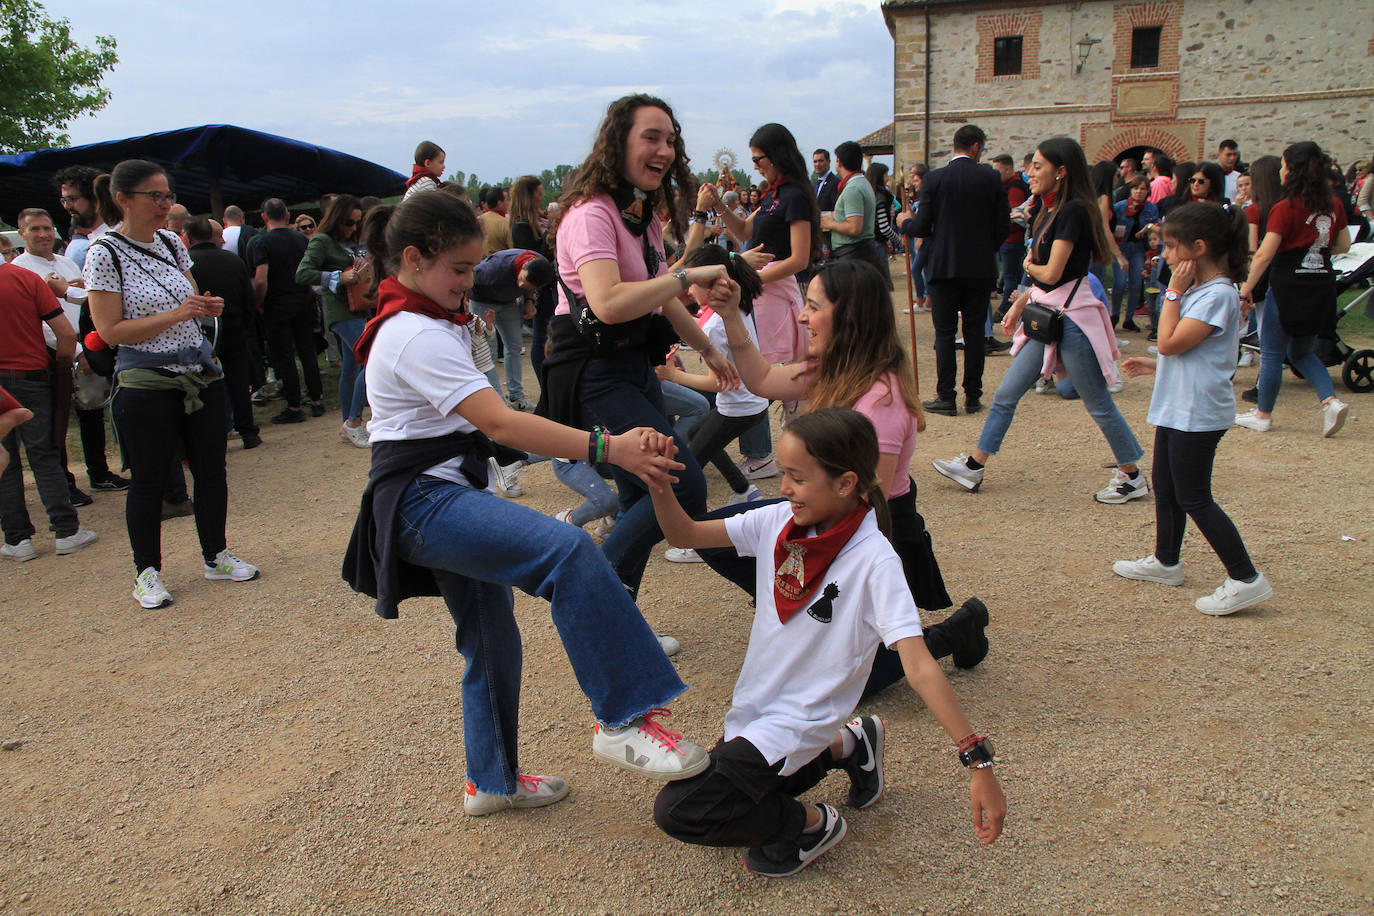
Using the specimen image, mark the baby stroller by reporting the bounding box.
[1239,244,1374,393]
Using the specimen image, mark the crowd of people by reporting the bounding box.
[2,95,1369,878]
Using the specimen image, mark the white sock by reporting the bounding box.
[839,728,857,760]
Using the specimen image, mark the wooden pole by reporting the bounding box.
[900,180,920,396]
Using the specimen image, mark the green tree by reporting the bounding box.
[0,0,118,153]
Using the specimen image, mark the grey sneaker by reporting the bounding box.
[1112,555,1184,586]
[932,455,984,492]
[55,527,98,555]
[132,567,172,609]
[1196,573,1273,616]
[744,803,848,878]
[463,773,569,816]
[591,708,709,781]
[204,549,260,582]
[1,539,38,562]
[656,634,681,657]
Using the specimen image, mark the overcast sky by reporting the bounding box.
[56,0,896,186]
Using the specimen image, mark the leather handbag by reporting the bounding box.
[346,280,378,314]
[1021,276,1083,344]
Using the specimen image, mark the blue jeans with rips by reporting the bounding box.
[395,474,688,795]
[977,314,1144,465]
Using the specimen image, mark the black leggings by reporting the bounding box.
[687,407,767,494]
[110,380,230,572]
[1152,425,1256,581]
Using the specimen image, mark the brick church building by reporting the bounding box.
[882,0,1372,169]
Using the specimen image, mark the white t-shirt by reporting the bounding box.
[221,224,241,253]
[722,501,925,775]
[82,230,201,371]
[703,312,768,418]
[1146,277,1240,432]
[364,311,493,484]
[13,252,82,351]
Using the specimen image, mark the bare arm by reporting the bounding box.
[1241,231,1283,298]
[821,213,863,238]
[762,221,814,283]
[716,303,812,401]
[45,311,78,363]
[1331,225,1351,256]
[253,264,268,310]
[644,445,736,549]
[577,258,725,325]
[87,267,214,347]
[1021,237,1076,287]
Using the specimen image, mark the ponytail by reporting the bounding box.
[681,244,764,315]
[361,203,395,295]
[784,407,890,534]
[92,173,121,228]
[361,193,482,295]
[1159,201,1251,282]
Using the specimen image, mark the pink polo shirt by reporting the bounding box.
[554,193,666,315]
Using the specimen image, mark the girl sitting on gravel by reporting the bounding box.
[1115,202,1273,616]
[342,191,714,817]
[645,407,1006,877]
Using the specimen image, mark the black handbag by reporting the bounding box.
[1021,276,1082,344]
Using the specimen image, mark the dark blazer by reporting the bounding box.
[910,157,1010,282]
[188,242,255,330]
[815,173,839,212]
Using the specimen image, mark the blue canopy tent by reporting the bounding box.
[0,124,406,227]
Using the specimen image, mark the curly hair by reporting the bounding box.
[557,94,693,243]
[1281,141,1336,216]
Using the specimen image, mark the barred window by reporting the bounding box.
[993,36,1023,76]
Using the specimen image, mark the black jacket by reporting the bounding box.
[910,157,1010,282]
[188,242,254,331]
[815,173,839,212]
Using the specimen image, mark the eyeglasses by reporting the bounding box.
[127,190,177,204]
[751,154,768,165]
[58,195,84,205]
[1188,178,1208,185]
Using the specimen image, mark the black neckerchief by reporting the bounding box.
[609,183,653,237]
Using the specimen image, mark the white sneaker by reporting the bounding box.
[1,538,38,561]
[1234,409,1272,432]
[737,455,779,480]
[342,422,370,448]
[1094,469,1148,504]
[1034,376,1055,395]
[664,547,701,563]
[1321,398,1349,438]
[204,549,260,582]
[592,515,617,539]
[656,634,681,657]
[552,508,578,526]
[1147,346,1159,356]
[54,527,98,555]
[591,709,709,780]
[1112,555,1185,586]
[1107,376,1124,394]
[133,567,172,609]
[1237,351,1255,367]
[1195,572,1273,616]
[932,455,984,492]
[487,457,524,498]
[507,395,533,412]
[727,484,763,505]
[463,773,568,816]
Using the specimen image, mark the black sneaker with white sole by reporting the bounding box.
[744,803,848,878]
[841,715,885,809]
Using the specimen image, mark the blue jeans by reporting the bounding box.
[977,315,1144,465]
[475,298,525,401]
[579,352,707,596]
[395,475,687,794]
[1257,289,1334,412]
[330,317,369,422]
[660,378,710,440]
[554,460,619,527]
[911,244,929,299]
[998,242,1025,317]
[1112,244,1146,322]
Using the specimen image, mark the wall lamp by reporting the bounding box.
[1076,33,1102,72]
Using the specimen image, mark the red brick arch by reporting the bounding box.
[1089,124,1195,163]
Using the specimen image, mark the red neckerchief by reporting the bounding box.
[835,171,855,196]
[695,305,715,328]
[405,164,436,190]
[1125,199,1144,217]
[354,276,470,365]
[1040,190,1058,210]
[772,504,868,624]
[761,175,789,209]
[1191,194,1209,203]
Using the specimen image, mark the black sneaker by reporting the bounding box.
[841,715,885,809]
[1241,387,1258,404]
[744,804,847,878]
[90,473,130,491]
[271,408,305,425]
[68,487,93,507]
[947,597,990,669]
[161,498,194,520]
[309,402,326,418]
[1121,319,1141,332]
[241,432,263,450]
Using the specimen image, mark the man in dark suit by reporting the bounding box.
[813,149,839,211]
[187,218,260,449]
[910,125,1009,415]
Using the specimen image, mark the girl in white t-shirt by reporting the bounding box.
[645,407,1006,878]
[655,245,769,509]
[343,191,713,816]
[1116,202,1272,616]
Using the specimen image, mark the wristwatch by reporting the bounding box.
[958,737,995,769]
[1164,288,1183,302]
[672,268,689,291]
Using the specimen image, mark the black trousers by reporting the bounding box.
[1152,425,1256,581]
[110,380,230,572]
[928,278,992,401]
[216,329,259,436]
[66,404,111,482]
[654,737,837,849]
[687,407,767,494]
[264,304,322,409]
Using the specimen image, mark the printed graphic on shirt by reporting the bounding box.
[1300,213,1335,272]
[807,582,840,623]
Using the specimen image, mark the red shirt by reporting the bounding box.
[1004,177,1029,245]
[0,263,64,370]
[1265,195,1348,253]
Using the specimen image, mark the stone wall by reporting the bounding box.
[889,0,1374,171]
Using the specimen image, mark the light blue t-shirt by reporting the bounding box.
[1146,278,1240,432]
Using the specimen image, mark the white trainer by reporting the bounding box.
[1112,555,1185,586]
[1,538,38,561]
[132,567,172,609]
[932,455,984,492]
[487,457,524,498]
[1094,469,1148,504]
[342,422,371,448]
[1234,409,1272,432]
[463,773,569,816]
[204,549,260,582]
[54,527,98,555]
[1321,398,1349,438]
[728,484,763,505]
[664,547,702,563]
[591,709,709,780]
[656,634,681,657]
[737,455,780,480]
[1195,572,1273,616]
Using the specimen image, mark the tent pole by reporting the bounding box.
[208,175,224,219]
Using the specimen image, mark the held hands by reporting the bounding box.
[1121,356,1157,377]
[738,244,774,271]
[697,182,719,211]
[970,769,1007,844]
[609,427,684,492]
[45,274,70,298]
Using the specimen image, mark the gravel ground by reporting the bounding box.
[2,276,1371,915]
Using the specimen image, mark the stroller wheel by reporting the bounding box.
[1342,349,1374,393]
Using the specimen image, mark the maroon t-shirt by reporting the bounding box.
[1265,195,1347,253]
[0,263,64,370]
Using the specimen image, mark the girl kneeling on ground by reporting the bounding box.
[343,192,710,817]
[645,407,1006,877]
